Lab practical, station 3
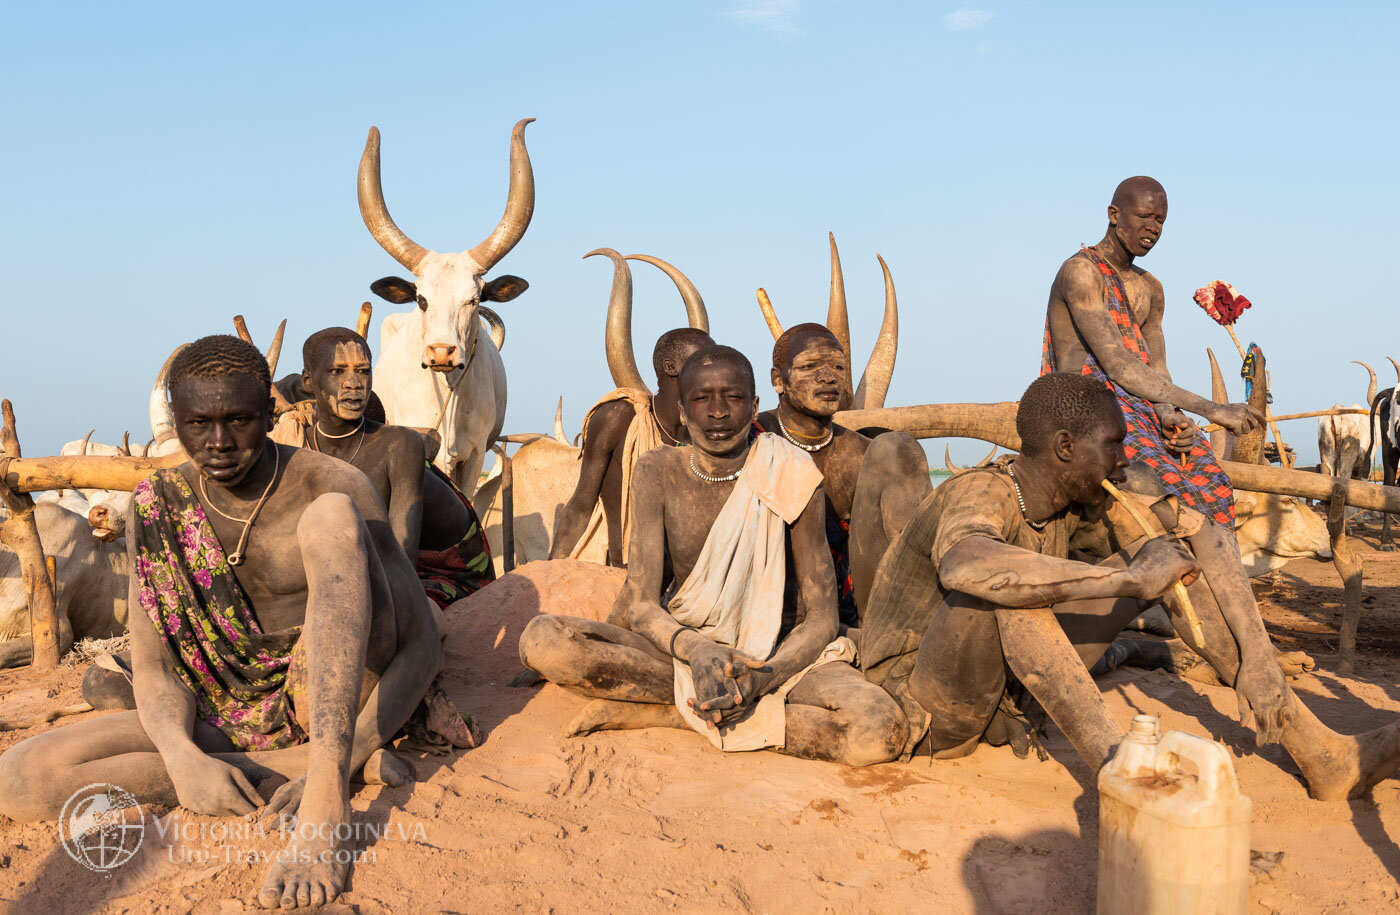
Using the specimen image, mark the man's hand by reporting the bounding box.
[259,775,303,829]
[171,752,264,817]
[1234,653,1293,745]
[1155,405,1197,453]
[684,636,768,728]
[1211,403,1265,437]
[1127,537,1201,600]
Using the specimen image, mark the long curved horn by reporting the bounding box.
[1389,356,1400,385]
[479,307,507,351]
[1207,347,1227,456]
[265,319,287,379]
[119,431,131,457]
[150,344,188,445]
[588,248,645,391]
[80,429,94,455]
[853,254,899,410]
[466,118,536,272]
[624,254,709,332]
[757,288,783,340]
[825,233,855,410]
[976,444,997,467]
[944,444,958,474]
[554,397,567,444]
[356,302,373,340]
[357,127,429,272]
[1353,361,1377,405]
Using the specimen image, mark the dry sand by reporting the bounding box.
[1,535,1399,913]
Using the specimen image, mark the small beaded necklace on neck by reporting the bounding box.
[313,418,366,466]
[689,449,743,483]
[776,408,833,452]
[651,397,684,446]
[1005,462,1047,531]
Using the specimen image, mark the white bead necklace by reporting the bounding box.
[313,420,366,466]
[776,409,833,452]
[689,450,742,483]
[1005,462,1047,531]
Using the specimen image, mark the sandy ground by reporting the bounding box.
[1,529,1400,913]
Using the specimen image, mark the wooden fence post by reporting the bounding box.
[1326,481,1364,675]
[0,400,61,668]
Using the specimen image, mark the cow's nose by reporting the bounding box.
[87,505,107,526]
[422,344,460,371]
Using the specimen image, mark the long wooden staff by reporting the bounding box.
[1100,480,1205,645]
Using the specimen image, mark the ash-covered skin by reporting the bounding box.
[301,336,470,564]
[1045,176,1263,443]
[550,329,714,566]
[521,351,906,766]
[867,376,1400,800]
[756,328,932,619]
[0,367,441,909]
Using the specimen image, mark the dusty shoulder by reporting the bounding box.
[280,444,378,496]
[374,423,428,455]
[936,467,1015,508]
[832,424,871,454]
[633,445,680,477]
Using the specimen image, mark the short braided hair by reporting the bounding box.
[679,345,755,399]
[772,322,841,372]
[1016,373,1121,456]
[303,327,371,375]
[167,335,272,396]
[652,328,713,380]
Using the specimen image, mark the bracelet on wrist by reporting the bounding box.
[669,626,698,659]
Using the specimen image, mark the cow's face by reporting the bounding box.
[1235,491,1332,577]
[87,492,132,542]
[372,256,528,373]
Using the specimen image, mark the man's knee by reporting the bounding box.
[518,614,574,675]
[296,492,368,553]
[0,741,59,822]
[866,431,928,478]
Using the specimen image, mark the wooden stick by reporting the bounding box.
[1326,481,1364,675]
[0,400,61,668]
[756,288,783,341]
[356,302,373,339]
[1,452,184,493]
[1202,407,1369,432]
[232,314,253,344]
[1100,480,1206,646]
[0,702,92,732]
[1265,370,1292,468]
[1224,325,1247,362]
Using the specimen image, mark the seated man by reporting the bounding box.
[272,326,493,607]
[756,322,932,625]
[520,345,907,765]
[549,327,714,566]
[861,373,1400,800]
[0,335,441,908]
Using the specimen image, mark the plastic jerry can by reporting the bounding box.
[1097,716,1252,914]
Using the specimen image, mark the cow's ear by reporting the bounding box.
[371,276,418,305]
[482,275,529,303]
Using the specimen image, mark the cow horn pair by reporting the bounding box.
[358,119,536,275]
[588,249,710,393]
[758,233,899,411]
[943,444,997,475]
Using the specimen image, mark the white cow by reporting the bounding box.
[0,501,129,669]
[1318,361,1377,483]
[358,119,535,495]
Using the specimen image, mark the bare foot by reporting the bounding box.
[564,699,684,737]
[1276,649,1316,678]
[358,748,411,787]
[259,779,353,909]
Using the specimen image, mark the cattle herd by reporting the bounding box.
[1,117,1399,672]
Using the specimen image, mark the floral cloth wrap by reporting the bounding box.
[1041,246,1235,527]
[132,469,306,751]
[417,463,495,609]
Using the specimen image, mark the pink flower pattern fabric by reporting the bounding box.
[132,470,306,751]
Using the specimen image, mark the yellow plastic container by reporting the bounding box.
[1097,716,1252,914]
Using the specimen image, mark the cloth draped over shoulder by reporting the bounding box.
[269,401,315,449]
[131,470,305,751]
[668,433,855,751]
[569,387,663,562]
[1041,246,1235,527]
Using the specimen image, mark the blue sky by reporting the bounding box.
[3,1,1396,464]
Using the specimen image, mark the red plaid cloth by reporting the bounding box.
[1041,247,1235,528]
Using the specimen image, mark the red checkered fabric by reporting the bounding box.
[1041,247,1235,528]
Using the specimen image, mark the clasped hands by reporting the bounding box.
[683,635,774,729]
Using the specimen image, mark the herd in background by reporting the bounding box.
[2,117,1399,670]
